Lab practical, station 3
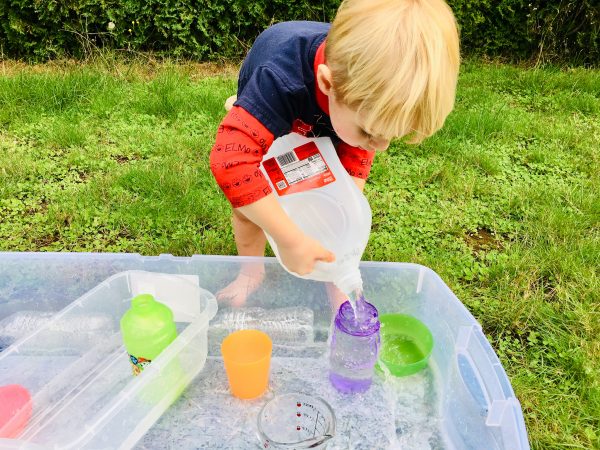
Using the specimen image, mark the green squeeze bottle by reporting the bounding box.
[120,294,177,376]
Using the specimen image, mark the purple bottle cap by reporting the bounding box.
[335,300,380,336]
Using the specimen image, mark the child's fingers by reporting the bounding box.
[316,249,336,263]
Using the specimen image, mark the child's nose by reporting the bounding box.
[369,137,390,151]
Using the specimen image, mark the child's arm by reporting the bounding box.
[237,194,335,275]
[336,142,375,192]
[352,177,366,192]
[210,106,335,275]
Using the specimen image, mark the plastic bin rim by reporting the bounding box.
[0,252,435,271]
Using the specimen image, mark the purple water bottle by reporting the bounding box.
[329,300,380,393]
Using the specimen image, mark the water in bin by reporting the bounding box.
[257,393,336,449]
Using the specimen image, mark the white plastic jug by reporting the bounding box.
[260,133,372,295]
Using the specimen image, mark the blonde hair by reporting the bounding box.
[325,0,460,143]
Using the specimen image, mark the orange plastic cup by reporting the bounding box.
[221,329,272,399]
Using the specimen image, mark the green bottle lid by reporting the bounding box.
[120,294,178,363]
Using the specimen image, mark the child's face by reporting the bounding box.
[328,93,390,152]
[317,63,390,152]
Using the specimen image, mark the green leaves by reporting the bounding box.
[0,1,598,64]
[0,0,340,61]
[447,0,600,65]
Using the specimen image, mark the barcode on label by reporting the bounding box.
[263,141,335,194]
[276,151,298,166]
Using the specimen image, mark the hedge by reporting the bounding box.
[0,0,598,65]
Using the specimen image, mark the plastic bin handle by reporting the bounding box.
[456,325,510,415]
[456,325,530,450]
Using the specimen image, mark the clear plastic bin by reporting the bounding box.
[0,253,529,449]
[0,267,217,449]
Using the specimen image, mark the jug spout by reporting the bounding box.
[334,269,363,296]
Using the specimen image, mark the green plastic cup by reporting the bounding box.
[376,313,434,377]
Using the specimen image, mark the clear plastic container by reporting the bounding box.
[0,253,530,450]
[0,269,217,450]
[260,133,372,294]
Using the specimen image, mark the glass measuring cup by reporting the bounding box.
[257,393,336,449]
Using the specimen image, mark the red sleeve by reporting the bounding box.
[209,106,275,208]
[336,142,376,180]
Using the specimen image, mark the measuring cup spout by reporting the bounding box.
[305,433,334,448]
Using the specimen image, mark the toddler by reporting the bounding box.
[210,0,460,306]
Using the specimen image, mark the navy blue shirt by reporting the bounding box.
[234,21,337,140]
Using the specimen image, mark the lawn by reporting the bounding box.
[0,56,598,449]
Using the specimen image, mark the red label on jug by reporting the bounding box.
[263,142,335,196]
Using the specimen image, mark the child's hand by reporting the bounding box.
[277,234,335,276]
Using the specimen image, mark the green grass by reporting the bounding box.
[0,58,598,449]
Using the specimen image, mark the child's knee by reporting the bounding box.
[232,208,253,226]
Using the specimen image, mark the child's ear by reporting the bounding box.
[316,64,334,96]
